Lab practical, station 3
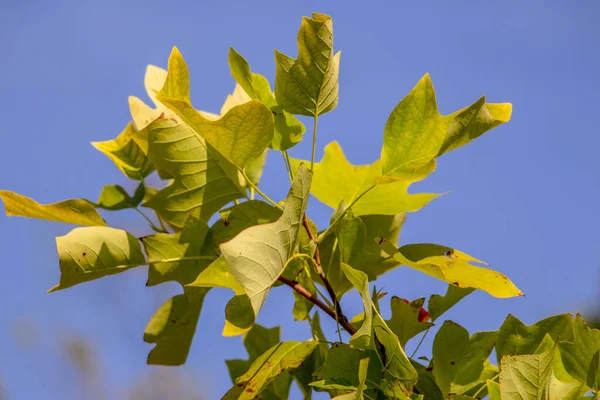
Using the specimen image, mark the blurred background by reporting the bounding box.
[1,1,599,398]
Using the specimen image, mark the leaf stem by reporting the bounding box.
[281,151,294,184]
[472,372,499,399]
[135,207,167,233]
[278,276,356,335]
[410,327,430,359]
[316,184,377,243]
[302,215,344,318]
[242,170,282,210]
[310,114,319,171]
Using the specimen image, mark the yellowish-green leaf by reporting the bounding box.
[381,74,511,181]
[144,287,207,366]
[92,122,154,180]
[245,148,268,187]
[315,344,382,392]
[292,267,317,321]
[341,263,373,349]
[274,13,340,116]
[432,321,497,397]
[141,213,211,287]
[231,341,318,400]
[221,164,312,316]
[290,142,439,216]
[142,118,245,229]
[229,48,305,150]
[487,380,501,400]
[0,191,106,226]
[499,345,579,400]
[386,297,433,347]
[49,226,146,292]
[187,256,253,336]
[378,241,523,298]
[559,314,600,391]
[155,47,274,170]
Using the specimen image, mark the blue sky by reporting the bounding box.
[1,1,599,398]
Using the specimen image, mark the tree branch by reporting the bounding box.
[302,214,343,317]
[278,276,357,335]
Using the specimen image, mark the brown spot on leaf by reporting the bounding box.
[82,252,86,256]
[450,361,455,365]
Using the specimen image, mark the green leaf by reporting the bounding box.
[141,213,211,287]
[316,344,382,390]
[221,164,312,316]
[499,345,579,400]
[228,48,305,150]
[341,263,373,349]
[155,47,274,171]
[386,297,433,347]
[330,357,369,400]
[142,118,246,229]
[432,321,497,397]
[378,241,523,298]
[559,314,600,391]
[412,361,444,400]
[49,226,146,292]
[206,200,282,251]
[229,341,318,400]
[274,13,340,116]
[496,314,574,362]
[144,287,208,366]
[0,191,106,226]
[292,268,317,321]
[487,380,501,400]
[95,183,145,211]
[381,74,511,181]
[187,256,253,336]
[245,148,268,187]
[428,285,475,322]
[373,315,419,394]
[290,142,439,216]
[92,122,155,180]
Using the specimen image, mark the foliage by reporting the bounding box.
[1,11,597,400]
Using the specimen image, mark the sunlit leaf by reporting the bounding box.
[92,122,154,180]
[381,74,511,182]
[226,341,318,400]
[49,226,145,292]
[316,344,382,391]
[559,314,600,391]
[341,263,373,349]
[379,241,522,298]
[141,213,211,287]
[428,284,475,321]
[330,357,369,400]
[274,13,340,116]
[0,191,105,226]
[229,48,305,150]
[290,142,439,216]
[144,287,207,366]
[142,118,245,229]
[432,321,497,397]
[496,314,573,362]
[221,164,312,316]
[155,47,274,171]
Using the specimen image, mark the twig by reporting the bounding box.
[278,276,357,335]
[302,215,343,318]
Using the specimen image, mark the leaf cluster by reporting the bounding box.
[2,12,597,400]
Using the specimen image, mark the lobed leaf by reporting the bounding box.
[274,13,340,116]
[144,287,208,366]
[95,183,145,211]
[386,297,433,347]
[379,240,523,298]
[559,314,600,391]
[228,48,305,150]
[428,284,475,322]
[0,191,105,226]
[92,122,155,180]
[290,142,439,217]
[155,47,274,171]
